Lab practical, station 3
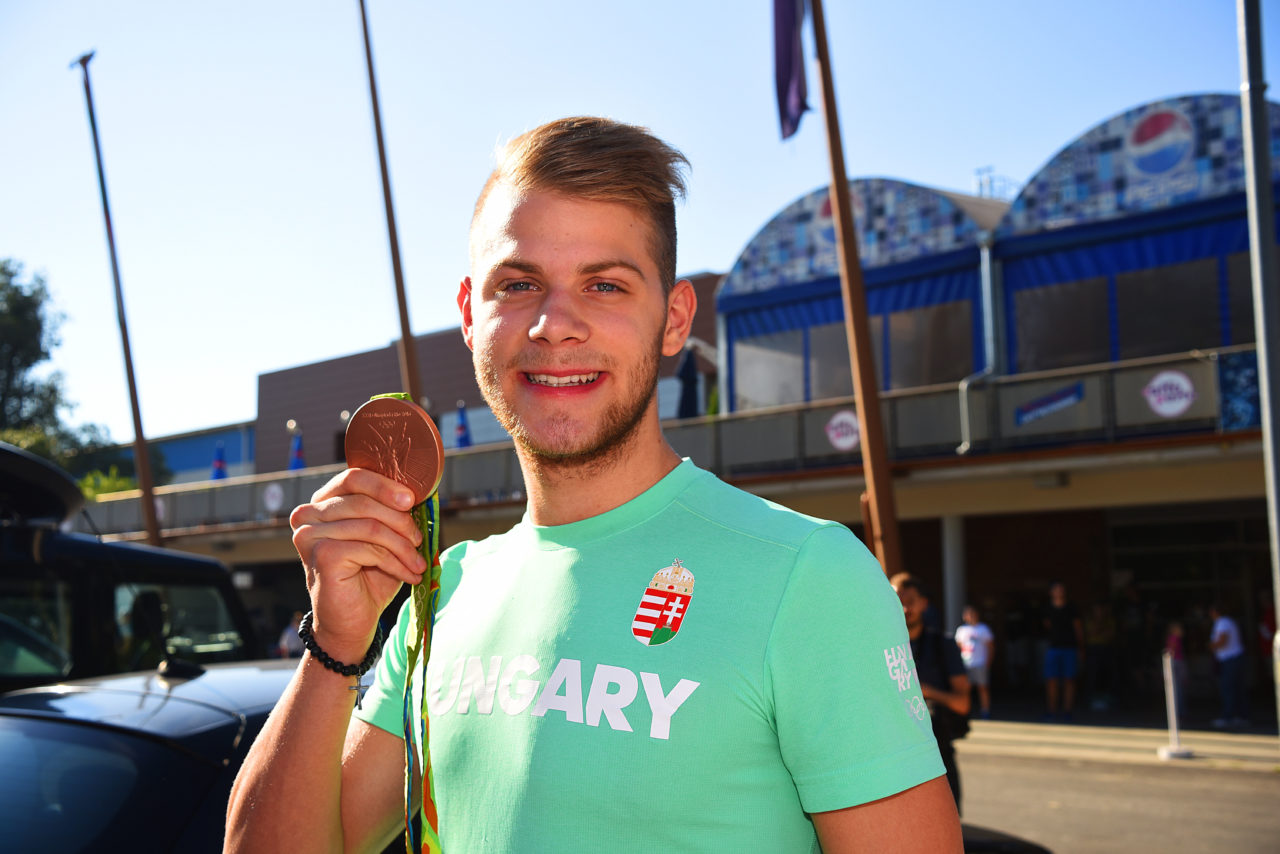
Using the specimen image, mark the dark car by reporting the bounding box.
[0,659,296,853]
[0,441,263,694]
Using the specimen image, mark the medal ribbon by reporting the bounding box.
[366,392,443,854]
[403,491,442,854]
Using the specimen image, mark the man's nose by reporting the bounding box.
[528,288,589,343]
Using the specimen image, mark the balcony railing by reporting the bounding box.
[79,344,1258,538]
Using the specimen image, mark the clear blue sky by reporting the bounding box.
[2,1,1277,443]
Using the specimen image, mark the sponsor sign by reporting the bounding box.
[1015,382,1084,427]
[825,409,861,451]
[1143,370,1196,418]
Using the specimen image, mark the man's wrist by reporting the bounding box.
[298,611,383,678]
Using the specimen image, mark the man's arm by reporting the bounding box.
[812,776,962,853]
[225,469,426,853]
[922,673,972,716]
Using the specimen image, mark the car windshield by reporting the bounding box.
[0,715,217,851]
[115,582,247,670]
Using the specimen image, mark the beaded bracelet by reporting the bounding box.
[297,611,384,678]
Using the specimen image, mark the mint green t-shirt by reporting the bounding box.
[355,460,942,852]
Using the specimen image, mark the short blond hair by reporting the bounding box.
[472,116,689,294]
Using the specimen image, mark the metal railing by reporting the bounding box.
[79,344,1257,538]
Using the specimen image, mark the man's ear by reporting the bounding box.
[661,278,697,357]
[458,277,475,351]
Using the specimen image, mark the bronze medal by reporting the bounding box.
[343,397,444,504]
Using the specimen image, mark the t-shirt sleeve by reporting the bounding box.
[353,597,413,737]
[765,525,945,814]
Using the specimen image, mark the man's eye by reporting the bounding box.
[589,281,620,293]
[504,281,535,292]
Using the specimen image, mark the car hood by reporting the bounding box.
[0,659,297,759]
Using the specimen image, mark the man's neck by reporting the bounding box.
[518,424,682,527]
[907,622,924,641]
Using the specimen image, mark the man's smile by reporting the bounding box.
[524,372,602,388]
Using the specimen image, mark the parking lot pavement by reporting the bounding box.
[956,719,1280,773]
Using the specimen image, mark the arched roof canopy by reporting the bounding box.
[718,178,1007,305]
[996,93,1280,239]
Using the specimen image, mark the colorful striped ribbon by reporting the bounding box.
[403,490,443,853]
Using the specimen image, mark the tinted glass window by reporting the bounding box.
[0,715,214,851]
[1115,257,1220,359]
[733,330,804,410]
[888,300,973,389]
[115,583,246,670]
[0,579,72,681]
[808,322,855,401]
[1226,252,1258,345]
[1013,277,1110,372]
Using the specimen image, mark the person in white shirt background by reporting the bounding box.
[1208,603,1247,728]
[955,605,995,720]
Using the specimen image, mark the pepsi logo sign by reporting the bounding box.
[1143,370,1196,418]
[1128,109,1194,176]
[825,409,861,451]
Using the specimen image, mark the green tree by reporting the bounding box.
[0,259,170,486]
[0,259,64,434]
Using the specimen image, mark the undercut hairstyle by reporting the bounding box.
[472,116,690,294]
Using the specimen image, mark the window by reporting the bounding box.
[1226,252,1258,345]
[1115,258,1219,359]
[808,322,855,401]
[733,330,805,410]
[888,300,973,388]
[0,580,71,680]
[1013,277,1110,372]
[114,583,246,669]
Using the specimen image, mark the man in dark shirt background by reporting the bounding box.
[891,573,970,812]
[1043,581,1084,722]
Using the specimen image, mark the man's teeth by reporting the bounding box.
[527,372,599,387]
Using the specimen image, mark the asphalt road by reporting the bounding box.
[959,751,1280,853]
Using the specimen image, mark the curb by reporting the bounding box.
[954,720,1280,773]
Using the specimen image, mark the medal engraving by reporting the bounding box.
[344,397,444,503]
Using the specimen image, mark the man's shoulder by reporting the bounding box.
[674,467,851,550]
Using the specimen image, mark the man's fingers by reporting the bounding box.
[291,491,423,549]
[310,467,417,510]
[301,527,426,586]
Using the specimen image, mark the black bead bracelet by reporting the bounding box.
[297,611,384,678]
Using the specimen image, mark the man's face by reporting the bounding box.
[460,185,690,467]
[895,585,928,632]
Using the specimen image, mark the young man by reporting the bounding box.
[1043,581,1083,722]
[226,117,961,853]
[890,573,970,812]
[955,604,994,719]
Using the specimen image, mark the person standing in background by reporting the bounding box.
[1208,603,1248,728]
[955,605,994,719]
[1043,582,1083,722]
[891,574,970,812]
[277,610,304,659]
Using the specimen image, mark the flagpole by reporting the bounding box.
[73,52,162,546]
[807,0,903,576]
[356,0,423,409]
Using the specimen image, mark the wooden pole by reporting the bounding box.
[808,0,903,576]
[357,0,423,408]
[75,52,162,546]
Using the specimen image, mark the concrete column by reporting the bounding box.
[942,515,966,633]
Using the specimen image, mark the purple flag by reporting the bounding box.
[774,0,809,139]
